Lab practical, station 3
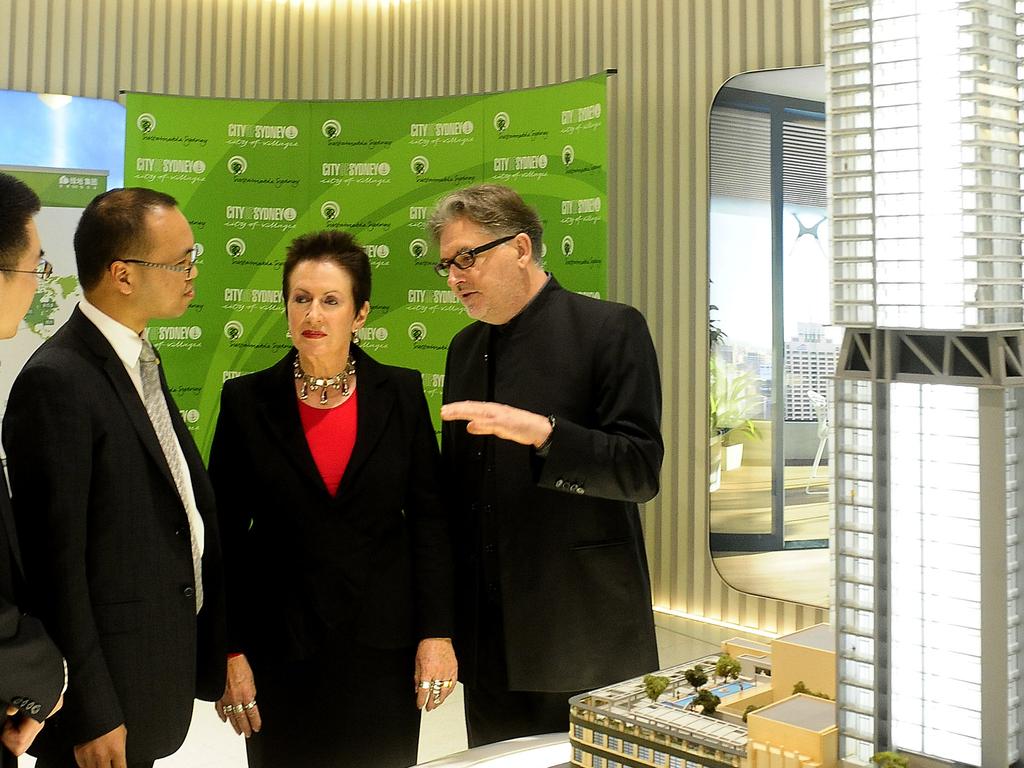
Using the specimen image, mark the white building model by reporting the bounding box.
[570,625,837,768]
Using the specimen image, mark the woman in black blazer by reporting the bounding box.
[208,231,457,768]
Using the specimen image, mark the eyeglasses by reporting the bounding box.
[433,234,518,278]
[0,255,53,279]
[120,248,198,275]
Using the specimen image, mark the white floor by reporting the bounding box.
[19,617,742,767]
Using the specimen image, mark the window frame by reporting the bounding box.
[709,85,829,554]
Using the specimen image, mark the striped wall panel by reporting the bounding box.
[0,0,828,635]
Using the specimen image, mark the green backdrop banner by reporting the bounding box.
[124,74,608,455]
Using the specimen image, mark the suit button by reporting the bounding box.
[183,586,195,598]
[569,483,579,492]
[555,479,564,488]
[484,543,496,553]
[31,704,41,715]
[575,486,585,495]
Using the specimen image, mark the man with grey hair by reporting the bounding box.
[430,183,663,745]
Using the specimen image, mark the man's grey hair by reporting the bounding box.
[427,184,544,264]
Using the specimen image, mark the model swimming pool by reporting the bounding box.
[669,679,754,708]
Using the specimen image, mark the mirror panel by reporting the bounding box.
[708,66,832,607]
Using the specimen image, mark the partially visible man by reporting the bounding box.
[0,173,65,767]
[3,188,226,768]
[429,184,664,746]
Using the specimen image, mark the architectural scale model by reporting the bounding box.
[827,2,1023,766]
[569,624,836,768]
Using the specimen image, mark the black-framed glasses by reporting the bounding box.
[120,248,198,275]
[0,255,52,279]
[433,234,518,278]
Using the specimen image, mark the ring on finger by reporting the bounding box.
[243,701,257,711]
[432,691,442,705]
[418,680,433,690]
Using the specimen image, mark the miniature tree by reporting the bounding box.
[714,653,742,683]
[643,674,670,702]
[870,752,909,768]
[691,689,721,715]
[742,704,760,723]
[683,664,708,692]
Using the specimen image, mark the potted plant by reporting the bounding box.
[709,356,760,471]
[709,304,726,491]
[708,302,760,482]
[709,430,724,492]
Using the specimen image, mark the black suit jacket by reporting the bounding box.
[0,474,63,768]
[2,307,226,763]
[442,276,663,692]
[208,347,453,668]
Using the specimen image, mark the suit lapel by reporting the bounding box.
[69,309,179,495]
[257,354,329,493]
[0,474,24,579]
[333,348,394,502]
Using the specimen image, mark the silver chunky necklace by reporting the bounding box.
[294,354,356,405]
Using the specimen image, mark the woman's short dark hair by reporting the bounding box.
[282,230,371,307]
[0,173,41,271]
[74,187,179,291]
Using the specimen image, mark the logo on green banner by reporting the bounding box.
[224,320,244,341]
[411,156,429,175]
[226,238,246,258]
[409,239,429,260]
[322,119,341,138]
[321,201,340,220]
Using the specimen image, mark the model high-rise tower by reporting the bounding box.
[828,2,1024,766]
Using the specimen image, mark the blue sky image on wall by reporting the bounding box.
[0,90,125,187]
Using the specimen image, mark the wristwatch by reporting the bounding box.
[536,414,556,457]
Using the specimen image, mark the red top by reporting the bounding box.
[298,389,358,495]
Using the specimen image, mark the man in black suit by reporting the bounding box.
[0,173,65,767]
[3,188,226,768]
[429,184,664,746]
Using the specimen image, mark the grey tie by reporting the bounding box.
[139,339,203,613]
